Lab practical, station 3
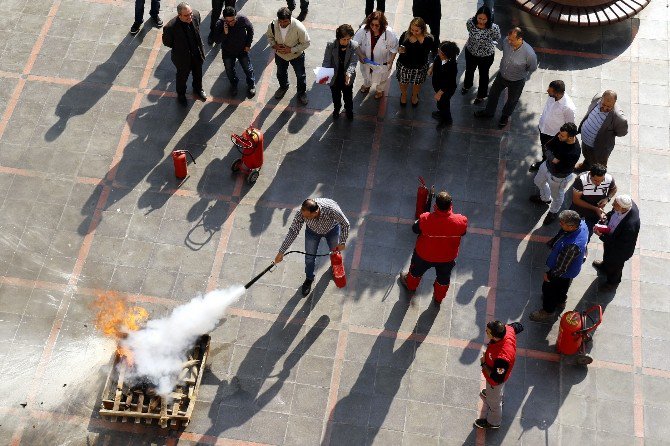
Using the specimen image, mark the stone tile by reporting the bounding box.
[404,401,442,437]
[285,415,324,446]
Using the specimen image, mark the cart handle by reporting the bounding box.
[577,304,603,335]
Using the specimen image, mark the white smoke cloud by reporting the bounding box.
[121,286,245,396]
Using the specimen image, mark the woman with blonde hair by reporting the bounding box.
[396,17,434,106]
[353,11,399,99]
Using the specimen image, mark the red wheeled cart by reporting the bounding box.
[231,126,264,185]
[556,304,603,365]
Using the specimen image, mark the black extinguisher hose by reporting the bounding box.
[243,250,334,290]
[184,150,196,165]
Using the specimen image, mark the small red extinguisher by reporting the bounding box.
[172,150,196,179]
[330,250,347,288]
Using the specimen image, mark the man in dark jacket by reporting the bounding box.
[208,0,235,45]
[413,0,441,52]
[593,195,640,292]
[530,122,582,225]
[575,90,628,171]
[430,41,459,126]
[217,6,255,97]
[530,210,589,323]
[475,320,523,430]
[162,2,207,106]
[399,191,468,306]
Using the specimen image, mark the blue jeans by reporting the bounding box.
[305,225,340,280]
[134,0,160,23]
[275,53,307,93]
[223,53,255,87]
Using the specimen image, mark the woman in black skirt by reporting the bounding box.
[396,17,434,107]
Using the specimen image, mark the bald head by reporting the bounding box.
[600,90,618,112]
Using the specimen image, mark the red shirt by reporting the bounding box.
[414,209,468,262]
[483,326,517,386]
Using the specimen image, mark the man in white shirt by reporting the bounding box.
[529,80,576,172]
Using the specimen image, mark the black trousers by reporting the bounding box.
[287,0,309,11]
[483,75,525,117]
[463,49,494,99]
[210,0,236,31]
[175,56,203,96]
[541,275,572,312]
[602,246,626,285]
[409,251,456,285]
[538,131,554,161]
[331,83,353,113]
[436,92,453,122]
[365,0,386,16]
[425,18,440,51]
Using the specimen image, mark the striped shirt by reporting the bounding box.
[279,198,350,254]
[580,101,609,147]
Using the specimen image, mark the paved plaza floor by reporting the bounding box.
[0,0,669,444]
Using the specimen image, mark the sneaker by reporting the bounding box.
[301,278,313,296]
[247,86,256,97]
[529,161,542,172]
[529,309,555,323]
[498,115,509,128]
[474,418,500,429]
[274,86,289,100]
[297,9,308,21]
[543,212,558,225]
[474,110,493,119]
[479,389,487,399]
[230,84,238,96]
[529,195,551,205]
[130,21,142,35]
[177,94,187,106]
[345,110,353,120]
[152,15,163,28]
[298,92,308,105]
[473,97,486,104]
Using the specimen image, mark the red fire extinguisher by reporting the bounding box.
[172,150,196,179]
[556,305,602,364]
[415,176,435,219]
[330,250,346,288]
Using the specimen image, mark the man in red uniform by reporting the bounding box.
[475,320,523,429]
[399,191,468,306]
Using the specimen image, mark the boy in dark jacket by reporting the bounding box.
[430,41,459,125]
[216,6,255,97]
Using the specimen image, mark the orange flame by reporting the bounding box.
[92,292,148,364]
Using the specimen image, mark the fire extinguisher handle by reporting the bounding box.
[184,150,196,164]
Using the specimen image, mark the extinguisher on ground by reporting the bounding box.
[172,150,196,179]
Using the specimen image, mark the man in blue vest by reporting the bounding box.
[530,210,588,323]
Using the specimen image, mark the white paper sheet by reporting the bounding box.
[313,66,335,84]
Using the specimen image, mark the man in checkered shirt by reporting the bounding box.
[275,198,350,296]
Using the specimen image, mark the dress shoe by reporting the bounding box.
[333,109,340,120]
[301,278,313,296]
[207,34,215,45]
[543,212,558,225]
[130,21,142,35]
[529,309,555,323]
[474,418,500,429]
[431,111,442,120]
[592,259,604,271]
[177,94,187,106]
[152,15,163,28]
[298,92,308,105]
[473,97,486,104]
[474,110,493,118]
[598,282,618,292]
[230,84,238,96]
[247,86,256,97]
[461,87,470,95]
[498,115,509,128]
[194,90,207,101]
[529,161,543,172]
[345,110,353,120]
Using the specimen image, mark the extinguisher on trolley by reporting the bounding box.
[172,150,196,179]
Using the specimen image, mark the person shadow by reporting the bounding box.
[202,273,331,436]
[325,298,439,445]
[44,29,154,142]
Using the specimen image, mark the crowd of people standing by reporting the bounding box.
[136,0,642,433]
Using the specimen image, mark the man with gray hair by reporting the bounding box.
[575,90,628,172]
[162,2,207,105]
[593,195,640,292]
[530,210,589,323]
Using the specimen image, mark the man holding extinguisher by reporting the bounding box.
[475,320,523,429]
[274,198,350,296]
[399,191,468,306]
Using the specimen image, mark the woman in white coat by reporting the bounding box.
[353,11,399,99]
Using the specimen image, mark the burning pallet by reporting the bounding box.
[99,335,210,428]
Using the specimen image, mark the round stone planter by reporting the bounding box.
[514,0,651,26]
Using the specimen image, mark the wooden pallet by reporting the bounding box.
[515,0,650,26]
[99,335,210,428]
